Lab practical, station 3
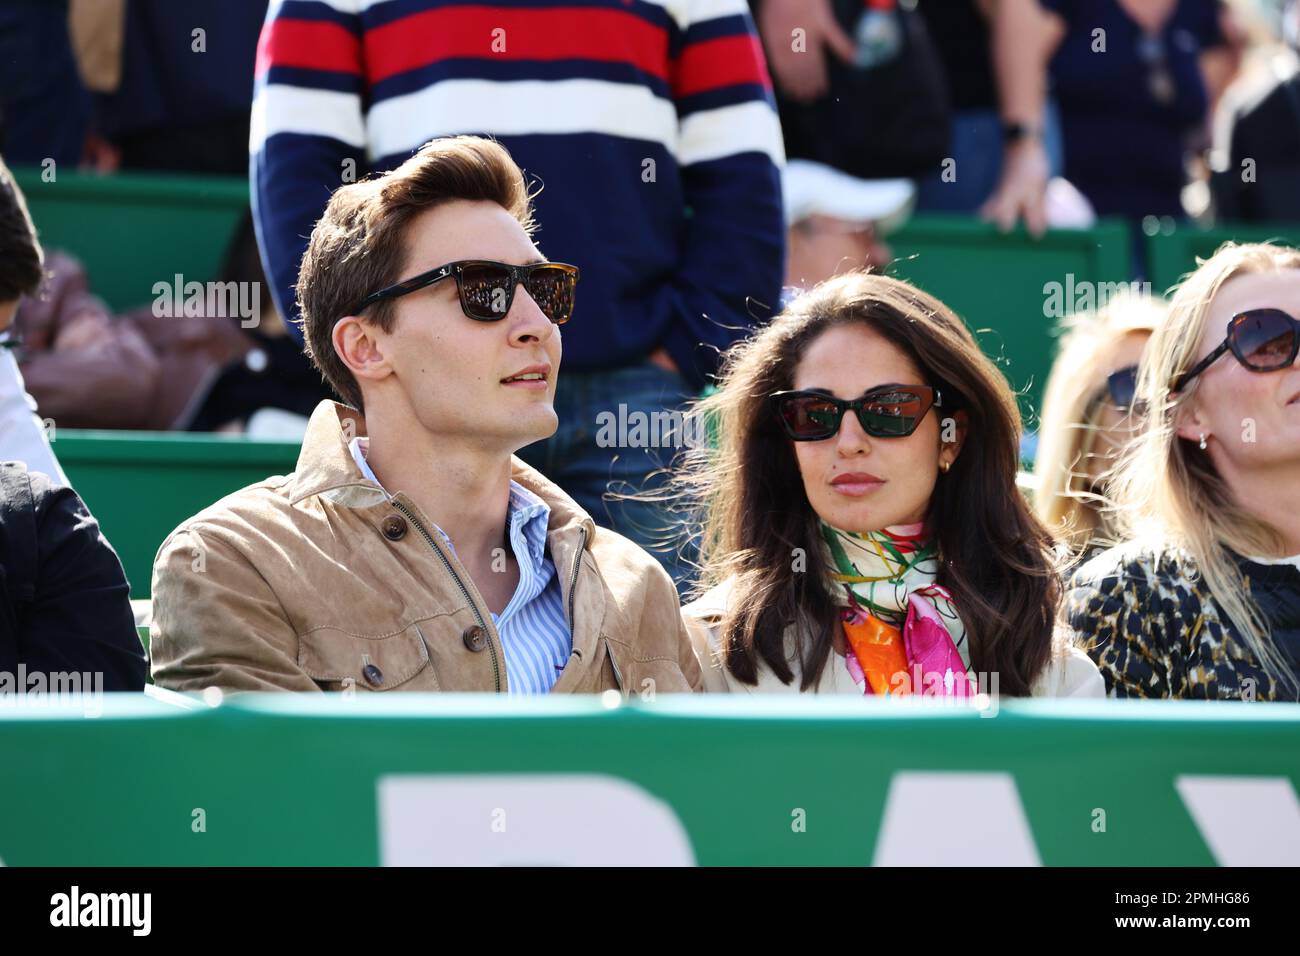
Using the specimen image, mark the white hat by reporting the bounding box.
[782,159,915,235]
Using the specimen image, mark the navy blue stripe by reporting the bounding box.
[370,57,672,104]
[364,0,675,32]
[264,65,365,94]
[680,11,754,43]
[675,83,775,119]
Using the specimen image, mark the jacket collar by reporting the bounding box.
[287,400,597,540]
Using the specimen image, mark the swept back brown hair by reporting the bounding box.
[681,272,1059,695]
[296,135,537,410]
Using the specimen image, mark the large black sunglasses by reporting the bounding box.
[772,385,942,441]
[351,259,580,324]
[1173,308,1300,392]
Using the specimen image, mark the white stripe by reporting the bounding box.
[678,100,785,167]
[251,85,367,152]
[367,79,680,160]
[640,0,752,30]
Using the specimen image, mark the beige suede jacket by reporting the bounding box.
[150,401,702,695]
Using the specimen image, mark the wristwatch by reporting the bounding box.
[1001,122,1041,145]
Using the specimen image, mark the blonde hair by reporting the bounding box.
[1110,242,1300,694]
[1034,294,1164,551]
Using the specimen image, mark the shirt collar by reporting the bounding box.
[349,436,551,561]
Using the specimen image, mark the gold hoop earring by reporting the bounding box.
[939,460,951,473]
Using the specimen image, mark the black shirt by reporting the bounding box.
[1213,64,1300,223]
[917,0,997,112]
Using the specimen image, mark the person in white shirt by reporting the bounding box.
[0,156,66,486]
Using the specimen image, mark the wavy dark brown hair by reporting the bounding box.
[680,272,1060,695]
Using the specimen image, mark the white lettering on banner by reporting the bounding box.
[377,774,696,866]
[872,772,1042,865]
[1175,775,1300,866]
[373,771,1299,865]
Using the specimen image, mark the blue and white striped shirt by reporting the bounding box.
[349,438,572,694]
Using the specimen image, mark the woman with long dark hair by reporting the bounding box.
[680,271,1101,697]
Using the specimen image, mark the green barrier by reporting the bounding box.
[56,430,300,598]
[0,696,1295,865]
[889,216,1134,424]
[1145,223,1300,297]
[10,168,249,313]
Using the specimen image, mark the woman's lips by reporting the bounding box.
[830,473,885,496]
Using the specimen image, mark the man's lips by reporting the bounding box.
[501,364,551,388]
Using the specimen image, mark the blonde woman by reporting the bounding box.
[1066,243,1300,700]
[1033,294,1163,557]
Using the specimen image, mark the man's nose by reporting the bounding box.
[508,284,554,343]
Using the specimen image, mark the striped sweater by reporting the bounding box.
[250,0,786,388]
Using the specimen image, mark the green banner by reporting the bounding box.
[0,695,1296,866]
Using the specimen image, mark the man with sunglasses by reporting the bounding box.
[151,137,703,695]
[251,0,785,592]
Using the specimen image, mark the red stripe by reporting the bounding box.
[672,34,772,99]
[256,19,363,77]
[364,7,669,85]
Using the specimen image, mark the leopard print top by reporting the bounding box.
[1065,543,1300,701]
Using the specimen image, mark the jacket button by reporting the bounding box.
[362,663,384,687]
[462,625,487,652]
[381,515,407,540]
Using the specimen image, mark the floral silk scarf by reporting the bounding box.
[820,521,974,696]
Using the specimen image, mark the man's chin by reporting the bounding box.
[508,407,559,448]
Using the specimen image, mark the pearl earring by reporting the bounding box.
[1199,433,1208,450]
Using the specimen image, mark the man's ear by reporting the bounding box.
[332,315,393,385]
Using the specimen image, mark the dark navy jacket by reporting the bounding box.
[0,462,145,690]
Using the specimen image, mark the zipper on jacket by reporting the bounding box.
[607,639,624,691]
[566,526,587,630]
[391,500,501,693]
